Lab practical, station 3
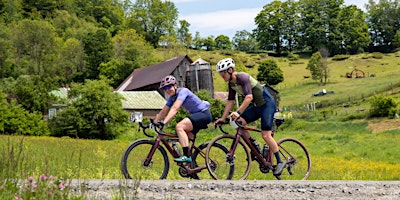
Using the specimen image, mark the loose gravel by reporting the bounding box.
[69,180,400,200]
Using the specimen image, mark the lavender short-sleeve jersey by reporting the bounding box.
[166,88,210,114]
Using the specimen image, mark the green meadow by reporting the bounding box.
[1,51,400,182]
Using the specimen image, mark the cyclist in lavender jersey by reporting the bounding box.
[155,75,212,163]
[165,88,210,115]
[214,58,286,175]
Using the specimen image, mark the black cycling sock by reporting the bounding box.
[182,147,189,157]
[274,151,283,163]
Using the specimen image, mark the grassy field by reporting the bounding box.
[1,51,400,185]
[1,121,399,181]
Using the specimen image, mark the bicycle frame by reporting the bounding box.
[207,117,311,180]
[139,121,207,175]
[221,124,275,172]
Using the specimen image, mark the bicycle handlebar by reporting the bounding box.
[214,117,245,134]
[138,118,164,138]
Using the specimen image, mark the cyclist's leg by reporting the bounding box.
[259,95,285,174]
[240,106,261,139]
[175,110,212,162]
[176,118,192,147]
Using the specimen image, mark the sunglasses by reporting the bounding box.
[163,85,172,91]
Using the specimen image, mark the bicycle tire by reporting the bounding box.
[121,139,169,180]
[205,134,251,180]
[276,138,311,180]
[191,142,231,180]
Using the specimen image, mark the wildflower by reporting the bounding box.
[0,185,4,190]
[58,183,64,190]
[39,174,48,181]
[28,176,35,182]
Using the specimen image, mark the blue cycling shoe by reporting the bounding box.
[174,156,192,163]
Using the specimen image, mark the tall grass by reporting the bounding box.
[1,119,399,182]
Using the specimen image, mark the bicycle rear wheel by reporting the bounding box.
[205,134,251,180]
[191,142,231,180]
[121,139,169,180]
[277,138,311,180]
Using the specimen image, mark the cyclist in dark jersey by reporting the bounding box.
[214,58,285,175]
[155,75,212,163]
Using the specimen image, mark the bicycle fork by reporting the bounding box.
[225,134,243,166]
[143,139,162,166]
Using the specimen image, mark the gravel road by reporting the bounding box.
[70,180,400,200]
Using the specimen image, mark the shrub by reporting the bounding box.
[0,91,49,136]
[368,95,398,118]
[287,52,299,61]
[371,52,383,59]
[332,54,350,61]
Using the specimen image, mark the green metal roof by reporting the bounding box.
[116,91,166,109]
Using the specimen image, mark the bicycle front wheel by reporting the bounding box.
[205,134,251,180]
[277,138,311,180]
[121,139,169,180]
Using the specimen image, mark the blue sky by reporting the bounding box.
[170,0,370,39]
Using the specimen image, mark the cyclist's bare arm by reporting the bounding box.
[164,100,182,124]
[230,94,252,120]
[221,100,235,119]
[155,105,170,122]
[236,94,253,115]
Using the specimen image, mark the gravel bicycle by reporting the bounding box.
[205,117,311,180]
[121,119,232,180]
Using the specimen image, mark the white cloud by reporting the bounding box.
[181,8,262,37]
[344,0,369,10]
[168,0,198,3]
[177,0,370,38]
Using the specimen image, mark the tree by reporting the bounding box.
[0,90,49,136]
[214,35,232,50]
[298,0,344,54]
[6,75,57,114]
[366,0,400,51]
[337,5,371,54]
[392,30,400,48]
[20,0,57,19]
[254,0,286,55]
[11,19,57,76]
[199,36,216,51]
[307,52,324,83]
[0,22,15,78]
[193,31,202,49]
[48,79,129,140]
[82,28,113,80]
[256,60,284,85]
[127,0,178,47]
[99,29,157,88]
[177,20,192,47]
[255,0,300,55]
[57,38,85,83]
[232,30,259,52]
[0,0,23,23]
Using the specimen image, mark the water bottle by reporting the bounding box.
[249,137,261,153]
[172,142,182,156]
[262,144,269,159]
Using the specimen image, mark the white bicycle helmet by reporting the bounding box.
[216,58,235,72]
